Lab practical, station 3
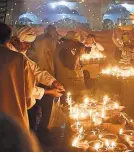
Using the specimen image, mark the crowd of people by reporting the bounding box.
[0,22,104,151]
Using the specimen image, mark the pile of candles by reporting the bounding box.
[80,53,106,65]
[101,66,134,79]
[66,93,132,151]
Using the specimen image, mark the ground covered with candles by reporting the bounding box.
[49,95,134,152]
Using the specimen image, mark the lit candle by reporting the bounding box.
[119,129,124,135]
[111,141,116,149]
[114,102,119,109]
[84,97,89,105]
[103,95,109,105]
[101,108,105,119]
[105,139,110,148]
[94,143,101,151]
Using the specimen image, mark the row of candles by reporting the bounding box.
[101,66,134,79]
[80,52,106,62]
[67,94,120,122]
[72,129,134,151]
[66,93,134,151]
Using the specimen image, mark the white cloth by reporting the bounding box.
[17,26,36,43]
[26,56,56,86]
[31,86,45,104]
[25,55,56,102]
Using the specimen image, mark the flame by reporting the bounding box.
[94,143,100,151]
[101,108,105,119]
[84,97,89,105]
[119,128,124,135]
[114,102,119,109]
[111,141,116,148]
[105,139,110,147]
[80,52,105,61]
[101,66,134,78]
[103,95,110,105]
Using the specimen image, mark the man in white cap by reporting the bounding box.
[7,26,64,96]
[7,26,65,132]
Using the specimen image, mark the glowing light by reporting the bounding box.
[105,139,110,147]
[51,3,56,9]
[94,143,100,151]
[103,95,110,105]
[114,102,119,109]
[101,66,134,78]
[84,98,89,105]
[111,141,116,148]
[119,129,124,135]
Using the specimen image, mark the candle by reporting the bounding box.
[94,142,101,151]
[92,116,103,126]
[114,102,119,109]
[72,138,89,151]
[89,140,103,152]
[101,108,105,119]
[119,128,124,135]
[111,141,116,147]
[101,66,134,78]
[100,133,118,146]
[84,97,89,105]
[103,95,110,105]
[122,130,134,141]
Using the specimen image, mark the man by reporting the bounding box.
[0,22,34,129]
[84,34,104,55]
[32,25,60,76]
[6,26,64,131]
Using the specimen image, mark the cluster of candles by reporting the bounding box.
[66,93,129,151]
[71,125,134,151]
[119,129,134,150]
[80,52,106,63]
[101,66,134,79]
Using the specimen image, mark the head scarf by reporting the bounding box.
[17,26,36,43]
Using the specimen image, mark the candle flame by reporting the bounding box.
[67,92,71,96]
[119,128,123,135]
[84,97,89,105]
[101,66,134,78]
[101,108,105,119]
[105,139,110,147]
[103,95,110,105]
[114,102,119,109]
[80,52,105,61]
[94,143,100,151]
[126,136,130,142]
[111,141,116,148]
[99,134,102,139]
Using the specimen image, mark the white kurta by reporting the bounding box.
[25,55,56,102]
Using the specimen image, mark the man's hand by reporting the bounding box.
[52,80,65,91]
[45,89,63,97]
